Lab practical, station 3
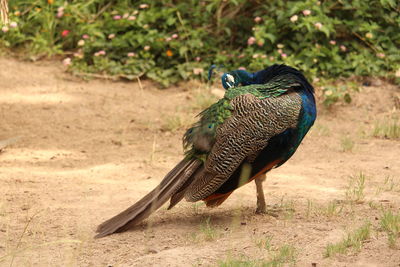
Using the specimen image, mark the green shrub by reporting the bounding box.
[1,0,399,86]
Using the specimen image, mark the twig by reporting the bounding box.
[0,0,8,25]
[353,32,378,53]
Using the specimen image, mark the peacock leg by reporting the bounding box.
[255,174,267,214]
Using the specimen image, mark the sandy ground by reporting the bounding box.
[0,57,399,267]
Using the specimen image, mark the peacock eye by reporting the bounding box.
[208,124,213,129]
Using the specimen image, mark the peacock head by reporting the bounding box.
[221,70,254,89]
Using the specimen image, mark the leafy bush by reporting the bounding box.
[1,0,399,87]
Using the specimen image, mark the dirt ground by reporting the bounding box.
[0,57,399,267]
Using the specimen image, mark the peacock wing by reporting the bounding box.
[184,91,302,202]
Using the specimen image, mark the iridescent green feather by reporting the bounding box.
[183,74,300,161]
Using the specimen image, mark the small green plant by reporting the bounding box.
[323,201,343,218]
[324,222,371,257]
[375,175,399,195]
[218,244,296,267]
[373,116,400,139]
[255,236,273,251]
[278,198,295,221]
[306,200,343,218]
[218,255,258,267]
[322,85,352,108]
[199,217,219,241]
[340,136,354,152]
[269,245,297,266]
[380,210,400,248]
[345,172,366,204]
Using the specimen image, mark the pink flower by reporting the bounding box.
[193,68,204,75]
[94,50,106,56]
[340,45,347,52]
[290,15,298,22]
[128,16,136,21]
[377,52,385,58]
[61,30,70,37]
[172,33,178,39]
[314,22,323,30]
[113,15,122,20]
[144,45,150,51]
[252,54,259,59]
[329,40,336,45]
[108,33,115,39]
[281,53,287,58]
[257,40,264,47]
[9,22,17,28]
[127,52,136,57]
[254,16,262,23]
[57,7,64,13]
[238,67,246,70]
[139,4,149,9]
[73,52,83,59]
[82,34,89,39]
[56,12,63,18]
[123,13,129,19]
[247,36,256,45]
[277,49,283,54]
[195,57,201,62]
[62,58,71,66]
[165,37,172,42]
[302,9,311,16]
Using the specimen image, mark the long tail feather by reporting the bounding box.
[95,158,202,238]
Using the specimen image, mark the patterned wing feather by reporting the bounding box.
[185,92,302,202]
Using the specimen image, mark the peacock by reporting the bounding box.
[95,64,316,238]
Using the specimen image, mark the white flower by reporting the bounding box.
[314,22,322,30]
[139,4,149,9]
[290,15,298,22]
[144,45,150,51]
[9,22,17,28]
[108,33,116,39]
[77,39,85,46]
[128,16,136,21]
[63,57,71,66]
[1,26,9,32]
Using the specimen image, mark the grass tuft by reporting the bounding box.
[324,222,371,257]
[345,172,366,204]
[340,136,355,152]
[380,210,400,248]
[199,217,219,241]
[218,244,296,267]
[373,116,400,139]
